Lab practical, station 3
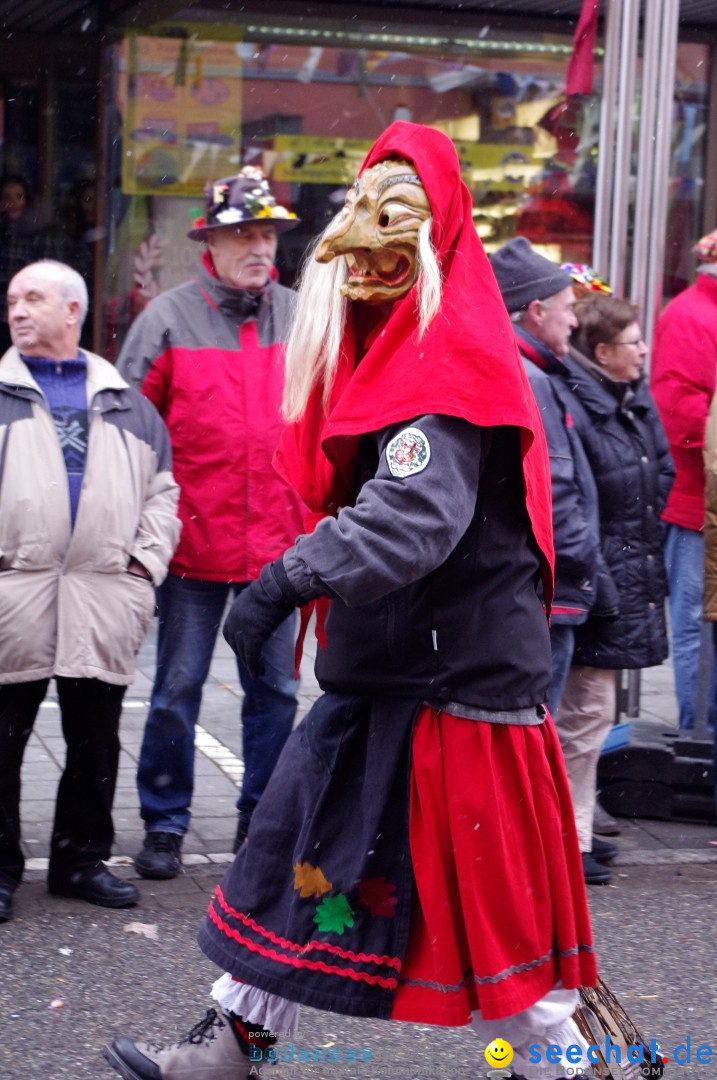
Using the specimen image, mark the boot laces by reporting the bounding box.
[181,1008,225,1047]
[147,832,180,853]
[145,1009,225,1053]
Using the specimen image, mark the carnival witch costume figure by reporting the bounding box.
[105,122,599,1080]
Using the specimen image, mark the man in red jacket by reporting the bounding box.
[117,169,304,878]
[651,229,717,731]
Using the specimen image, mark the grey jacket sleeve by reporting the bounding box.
[116,300,171,389]
[283,414,483,607]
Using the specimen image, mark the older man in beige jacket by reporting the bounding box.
[0,261,180,924]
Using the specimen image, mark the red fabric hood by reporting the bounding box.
[276,121,554,600]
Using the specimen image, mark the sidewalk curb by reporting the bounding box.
[614,849,717,866]
[18,847,717,883]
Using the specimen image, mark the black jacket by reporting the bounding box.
[285,414,552,711]
[516,329,612,625]
[558,353,674,669]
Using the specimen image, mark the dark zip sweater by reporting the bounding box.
[23,354,88,527]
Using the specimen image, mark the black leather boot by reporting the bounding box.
[134,832,183,880]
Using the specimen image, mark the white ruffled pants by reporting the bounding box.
[211,975,589,1076]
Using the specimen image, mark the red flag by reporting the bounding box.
[566,0,600,96]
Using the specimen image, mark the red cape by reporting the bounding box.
[276,121,554,603]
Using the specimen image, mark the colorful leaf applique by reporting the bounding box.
[358,876,398,917]
[293,861,332,899]
[313,893,354,934]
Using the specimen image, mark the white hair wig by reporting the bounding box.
[283,217,441,422]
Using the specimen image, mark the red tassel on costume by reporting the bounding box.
[294,598,331,677]
[292,508,334,677]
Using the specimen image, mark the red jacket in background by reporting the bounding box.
[651,272,717,531]
[116,257,304,581]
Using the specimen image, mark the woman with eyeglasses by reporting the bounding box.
[554,294,674,880]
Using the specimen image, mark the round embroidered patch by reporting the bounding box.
[386,427,431,478]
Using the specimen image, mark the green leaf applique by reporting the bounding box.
[313,893,354,934]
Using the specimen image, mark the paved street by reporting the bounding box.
[2,862,716,1080]
[3,618,717,1079]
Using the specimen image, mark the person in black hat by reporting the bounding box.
[490,237,619,885]
[116,168,305,879]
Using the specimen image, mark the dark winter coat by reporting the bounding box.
[516,329,609,624]
[558,353,674,669]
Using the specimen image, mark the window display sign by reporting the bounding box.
[453,141,540,192]
[118,35,242,196]
[271,133,538,194]
[272,135,373,184]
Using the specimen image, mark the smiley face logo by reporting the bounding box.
[484,1039,514,1069]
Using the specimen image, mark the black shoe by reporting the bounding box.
[591,836,618,864]
[134,831,183,880]
[48,866,139,908]
[582,851,612,885]
[0,885,14,923]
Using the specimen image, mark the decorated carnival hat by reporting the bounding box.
[561,262,612,298]
[187,166,299,240]
[693,228,717,263]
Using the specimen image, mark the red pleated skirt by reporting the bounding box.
[390,707,598,1025]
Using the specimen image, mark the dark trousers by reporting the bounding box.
[0,677,126,889]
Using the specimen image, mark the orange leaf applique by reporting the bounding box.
[293,861,332,899]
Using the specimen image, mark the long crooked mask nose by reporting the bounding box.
[315,204,372,263]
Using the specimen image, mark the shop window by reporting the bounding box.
[104,18,603,357]
[0,75,100,352]
[0,81,43,352]
[662,41,709,301]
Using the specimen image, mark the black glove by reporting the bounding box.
[223,558,302,676]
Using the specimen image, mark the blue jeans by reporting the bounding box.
[664,523,717,730]
[137,574,298,835]
[546,623,576,719]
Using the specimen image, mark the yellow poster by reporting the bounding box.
[272,135,373,185]
[453,141,539,191]
[271,134,538,193]
[118,35,242,197]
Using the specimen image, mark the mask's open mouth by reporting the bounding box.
[346,255,411,287]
